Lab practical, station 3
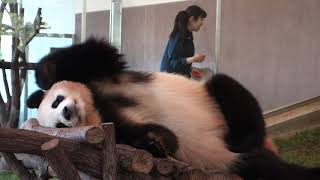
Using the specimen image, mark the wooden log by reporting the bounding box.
[0,127,240,179]
[0,128,153,178]
[102,123,117,180]
[41,139,81,180]
[116,144,154,174]
[0,127,102,178]
[21,118,105,144]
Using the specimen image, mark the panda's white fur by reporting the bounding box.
[37,81,101,128]
[92,72,237,171]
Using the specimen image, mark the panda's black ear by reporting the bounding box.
[26,90,45,108]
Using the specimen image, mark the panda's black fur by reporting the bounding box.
[207,74,265,153]
[34,38,126,90]
[32,38,320,180]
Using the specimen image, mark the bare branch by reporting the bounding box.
[19,8,46,51]
[1,60,11,102]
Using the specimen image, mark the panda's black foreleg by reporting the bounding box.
[116,123,178,158]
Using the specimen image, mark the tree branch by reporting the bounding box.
[1,60,11,102]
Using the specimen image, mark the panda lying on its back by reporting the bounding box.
[29,38,320,180]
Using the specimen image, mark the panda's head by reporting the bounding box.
[27,81,101,128]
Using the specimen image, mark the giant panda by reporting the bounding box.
[31,38,320,180]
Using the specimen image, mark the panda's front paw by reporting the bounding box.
[131,133,167,158]
[146,138,167,158]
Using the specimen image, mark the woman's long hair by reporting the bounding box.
[170,5,207,39]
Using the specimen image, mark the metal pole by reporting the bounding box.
[109,0,122,52]
[81,0,87,42]
[214,0,222,74]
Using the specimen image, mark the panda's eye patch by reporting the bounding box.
[51,95,65,108]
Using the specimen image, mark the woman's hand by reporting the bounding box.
[191,68,203,79]
[187,54,206,64]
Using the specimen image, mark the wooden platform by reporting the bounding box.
[264,96,320,138]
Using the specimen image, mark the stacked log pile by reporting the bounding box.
[0,118,240,180]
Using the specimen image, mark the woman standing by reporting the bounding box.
[160,5,207,78]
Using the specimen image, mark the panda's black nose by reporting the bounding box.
[63,106,73,120]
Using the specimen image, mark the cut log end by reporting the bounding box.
[154,158,176,176]
[132,151,154,174]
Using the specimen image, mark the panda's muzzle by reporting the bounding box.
[63,106,74,120]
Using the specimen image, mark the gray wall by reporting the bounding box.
[219,0,320,110]
[75,10,110,43]
[75,0,320,111]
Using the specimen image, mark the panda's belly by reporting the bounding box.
[92,72,239,171]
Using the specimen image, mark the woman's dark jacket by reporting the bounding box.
[160,32,195,77]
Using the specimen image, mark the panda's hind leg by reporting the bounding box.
[205,73,266,153]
